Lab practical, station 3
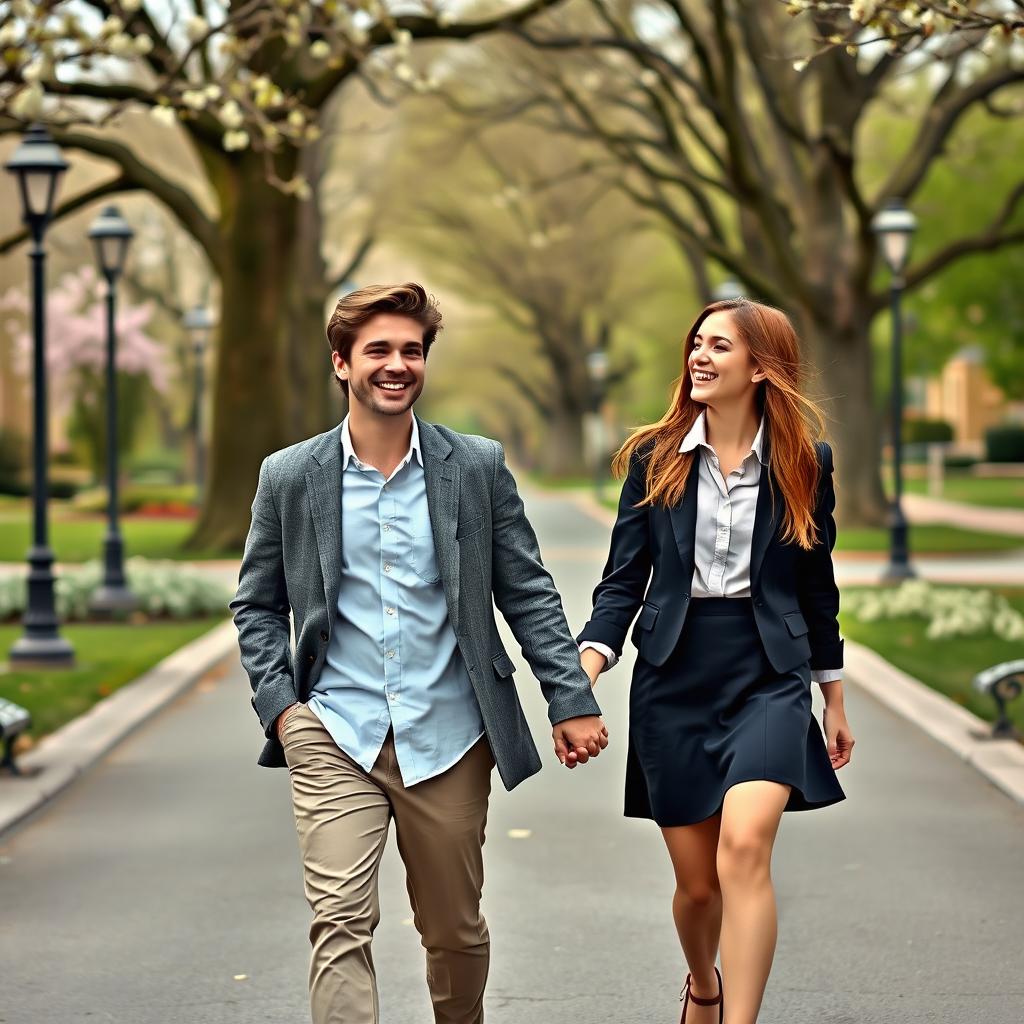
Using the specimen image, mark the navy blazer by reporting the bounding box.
[578,439,843,675]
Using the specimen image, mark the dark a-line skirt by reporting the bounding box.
[626,595,845,827]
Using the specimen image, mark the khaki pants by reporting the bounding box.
[282,703,494,1024]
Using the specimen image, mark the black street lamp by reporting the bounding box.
[4,124,75,666]
[872,198,918,582]
[586,347,610,503]
[183,304,213,504]
[88,205,138,615]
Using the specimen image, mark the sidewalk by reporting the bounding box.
[902,492,1024,537]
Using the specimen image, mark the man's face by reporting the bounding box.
[333,313,426,416]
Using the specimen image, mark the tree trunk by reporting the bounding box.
[801,315,888,528]
[286,144,340,440]
[537,404,587,477]
[186,155,301,552]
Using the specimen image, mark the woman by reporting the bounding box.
[578,298,854,1024]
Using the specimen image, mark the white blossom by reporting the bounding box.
[150,104,177,126]
[186,16,209,43]
[223,129,250,152]
[218,99,245,128]
[310,39,331,60]
[10,83,44,121]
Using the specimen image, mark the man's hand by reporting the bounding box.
[553,715,609,768]
[275,702,301,743]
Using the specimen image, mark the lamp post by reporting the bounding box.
[872,198,918,582]
[183,304,213,504]
[88,205,137,615]
[4,125,74,665]
[586,347,610,503]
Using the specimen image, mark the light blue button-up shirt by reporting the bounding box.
[307,416,484,786]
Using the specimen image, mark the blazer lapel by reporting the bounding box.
[305,424,343,614]
[668,460,699,582]
[418,418,462,633]
[749,440,782,588]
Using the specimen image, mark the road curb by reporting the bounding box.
[846,640,1024,804]
[0,619,238,837]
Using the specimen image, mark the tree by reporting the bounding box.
[0,264,168,476]
[391,112,649,473]
[0,0,564,548]
[478,0,1024,523]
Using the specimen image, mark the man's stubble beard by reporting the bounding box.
[348,377,424,416]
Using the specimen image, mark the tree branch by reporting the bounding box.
[48,129,222,269]
[875,66,1024,205]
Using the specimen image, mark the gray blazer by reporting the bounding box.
[230,416,601,791]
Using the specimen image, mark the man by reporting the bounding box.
[230,282,608,1024]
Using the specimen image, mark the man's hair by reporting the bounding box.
[326,282,443,396]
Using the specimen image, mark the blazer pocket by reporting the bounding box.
[783,610,809,638]
[457,514,487,540]
[636,602,660,631]
[491,652,515,679]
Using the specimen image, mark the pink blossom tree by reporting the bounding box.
[1,266,171,480]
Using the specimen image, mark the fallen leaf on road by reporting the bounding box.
[507,829,532,839]
[233,975,248,981]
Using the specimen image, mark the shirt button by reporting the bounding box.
[385,607,396,616]
[388,692,398,702]
[307,654,315,663]
[320,631,328,641]
[383,563,392,573]
[385,650,395,659]
[383,524,391,532]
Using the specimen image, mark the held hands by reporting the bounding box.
[823,701,855,770]
[553,715,609,769]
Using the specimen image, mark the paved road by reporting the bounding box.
[1,488,1023,1023]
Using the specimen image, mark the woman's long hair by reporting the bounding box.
[612,298,829,551]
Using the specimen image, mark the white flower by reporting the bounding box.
[134,35,154,56]
[638,68,659,88]
[182,89,208,110]
[792,59,808,73]
[219,99,245,128]
[121,0,143,11]
[223,129,250,152]
[151,104,177,126]
[394,62,415,83]
[10,83,44,121]
[310,39,331,60]
[392,28,412,50]
[0,23,20,47]
[287,108,305,129]
[101,16,124,37]
[109,34,134,57]
[186,16,209,43]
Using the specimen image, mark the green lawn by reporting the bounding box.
[902,475,1024,509]
[839,587,1024,734]
[0,506,239,562]
[834,524,1024,554]
[0,618,227,741]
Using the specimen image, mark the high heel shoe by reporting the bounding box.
[679,966,723,1024]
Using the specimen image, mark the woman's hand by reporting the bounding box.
[580,647,607,688]
[822,701,855,769]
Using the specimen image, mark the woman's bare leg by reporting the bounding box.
[662,815,723,1023]
[716,781,790,1024]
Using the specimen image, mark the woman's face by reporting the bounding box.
[687,310,765,407]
